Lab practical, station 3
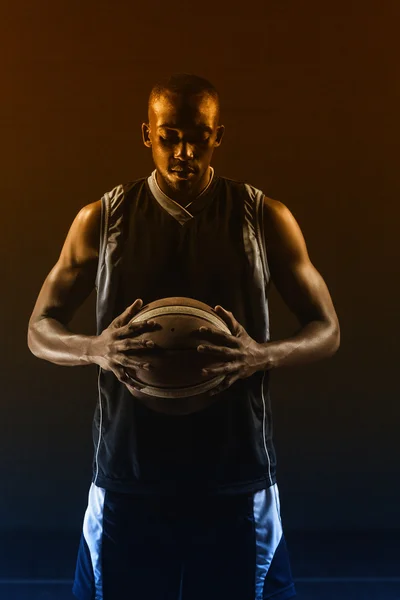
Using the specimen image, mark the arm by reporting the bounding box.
[28,199,160,381]
[27,201,102,366]
[260,195,340,369]
[196,195,340,392]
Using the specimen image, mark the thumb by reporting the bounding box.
[214,305,241,335]
[112,298,143,328]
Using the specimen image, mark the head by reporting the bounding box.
[142,73,225,198]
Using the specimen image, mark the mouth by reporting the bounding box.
[171,169,195,179]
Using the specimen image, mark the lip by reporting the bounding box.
[171,170,195,178]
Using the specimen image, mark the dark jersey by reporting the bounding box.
[92,167,277,496]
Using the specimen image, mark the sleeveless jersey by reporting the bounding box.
[92,167,277,496]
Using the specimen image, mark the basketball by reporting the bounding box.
[125,297,232,414]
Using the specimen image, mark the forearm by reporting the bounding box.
[263,319,340,370]
[27,318,96,366]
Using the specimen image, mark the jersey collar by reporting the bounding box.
[147,167,215,225]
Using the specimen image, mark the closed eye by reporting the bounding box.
[159,135,210,144]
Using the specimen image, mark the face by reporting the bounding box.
[142,91,224,199]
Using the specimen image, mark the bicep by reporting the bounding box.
[264,197,339,328]
[29,201,101,327]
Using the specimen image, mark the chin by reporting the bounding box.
[168,170,196,184]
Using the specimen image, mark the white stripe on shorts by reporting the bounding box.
[82,483,105,600]
[253,483,283,600]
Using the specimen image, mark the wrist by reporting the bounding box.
[82,335,100,365]
[258,341,282,371]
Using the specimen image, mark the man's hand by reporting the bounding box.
[89,298,160,390]
[196,305,270,396]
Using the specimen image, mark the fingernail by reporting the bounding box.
[147,320,155,326]
[199,326,208,333]
[198,345,205,352]
[145,340,154,347]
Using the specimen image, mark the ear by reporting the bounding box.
[141,123,152,147]
[214,125,225,147]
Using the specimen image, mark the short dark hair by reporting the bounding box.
[148,73,220,123]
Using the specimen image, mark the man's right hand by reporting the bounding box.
[89,298,160,385]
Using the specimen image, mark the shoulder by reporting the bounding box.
[262,195,293,228]
[217,178,301,241]
[74,180,133,233]
[74,200,102,239]
[75,199,102,222]
[261,195,309,263]
[241,184,298,241]
[63,200,102,261]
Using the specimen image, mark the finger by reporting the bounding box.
[116,355,153,371]
[196,326,240,348]
[117,319,161,339]
[113,366,132,384]
[124,372,147,392]
[113,366,148,389]
[209,373,240,396]
[116,321,161,341]
[112,299,144,329]
[202,362,241,377]
[197,344,238,357]
[114,339,151,352]
[114,338,158,352]
[214,305,242,336]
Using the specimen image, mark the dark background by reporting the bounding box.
[2,0,399,542]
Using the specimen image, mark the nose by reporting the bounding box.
[174,141,194,160]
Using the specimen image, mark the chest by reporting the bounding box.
[125,197,244,273]
[117,194,248,310]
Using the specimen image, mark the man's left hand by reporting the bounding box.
[196,304,271,396]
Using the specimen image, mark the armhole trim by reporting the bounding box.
[256,192,271,287]
[244,183,271,288]
[95,193,110,291]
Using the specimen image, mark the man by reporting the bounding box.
[28,73,340,600]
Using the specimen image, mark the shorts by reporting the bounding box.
[72,482,296,600]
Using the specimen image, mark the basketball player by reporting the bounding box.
[27,73,340,600]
